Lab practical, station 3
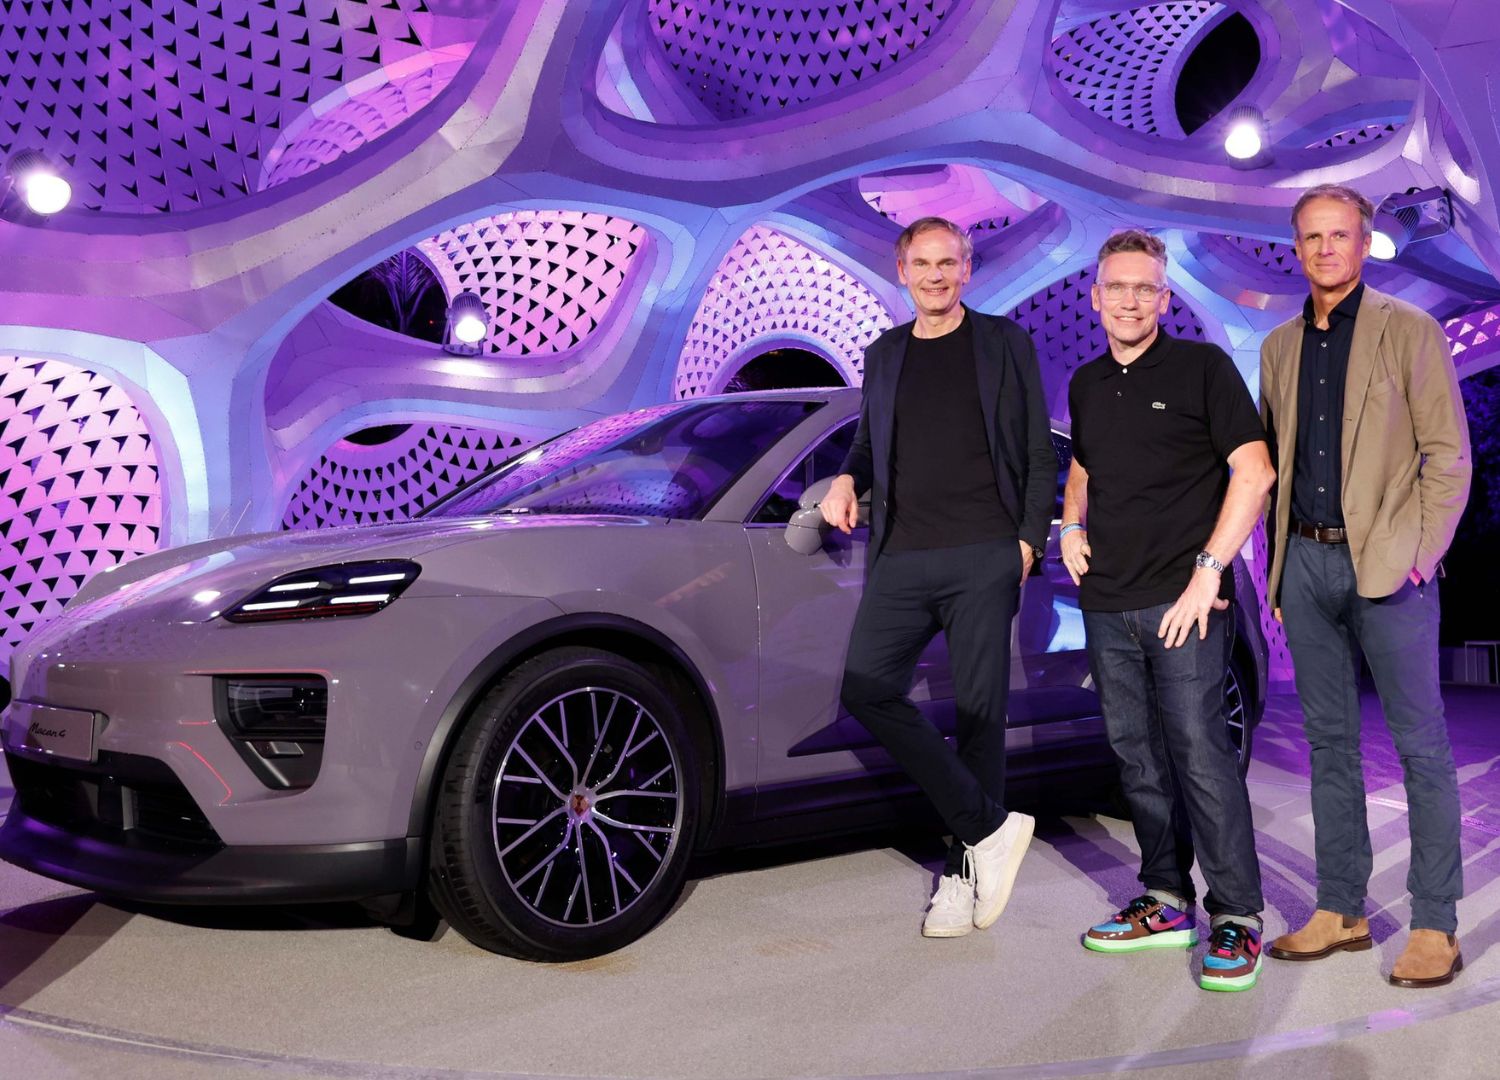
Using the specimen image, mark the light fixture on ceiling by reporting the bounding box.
[1370,187,1452,261]
[443,291,489,356]
[2,149,72,216]
[1223,105,1268,164]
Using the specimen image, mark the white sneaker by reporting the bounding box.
[970,811,1035,930]
[922,869,976,938]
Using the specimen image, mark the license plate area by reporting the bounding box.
[3,702,101,763]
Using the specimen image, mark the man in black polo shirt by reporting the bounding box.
[1060,229,1275,991]
[821,216,1057,938]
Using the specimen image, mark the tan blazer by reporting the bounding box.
[1260,285,1471,602]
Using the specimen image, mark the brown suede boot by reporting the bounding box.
[1268,909,1372,960]
[1389,930,1463,988]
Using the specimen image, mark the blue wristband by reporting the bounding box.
[1059,523,1084,538]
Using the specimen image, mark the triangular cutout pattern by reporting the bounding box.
[1049,1,1220,136]
[0,354,162,670]
[673,224,893,398]
[281,421,534,530]
[647,0,957,120]
[417,209,647,358]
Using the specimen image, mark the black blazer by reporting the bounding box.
[838,305,1058,565]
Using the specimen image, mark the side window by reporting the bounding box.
[751,420,858,524]
[1051,430,1073,522]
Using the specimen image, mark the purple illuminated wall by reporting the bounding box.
[0,357,161,671]
[2,0,1498,684]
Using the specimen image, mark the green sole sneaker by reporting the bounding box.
[1084,928,1199,953]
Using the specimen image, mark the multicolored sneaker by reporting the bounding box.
[1083,894,1198,953]
[1199,922,1263,991]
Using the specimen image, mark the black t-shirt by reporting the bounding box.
[1068,332,1266,612]
[886,315,1016,552]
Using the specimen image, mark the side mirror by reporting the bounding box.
[784,477,870,555]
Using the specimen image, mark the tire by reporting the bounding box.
[427,646,702,961]
[1224,652,1253,778]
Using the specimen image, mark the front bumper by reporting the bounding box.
[0,749,421,903]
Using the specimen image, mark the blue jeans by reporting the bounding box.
[1083,603,1263,919]
[1280,536,1462,933]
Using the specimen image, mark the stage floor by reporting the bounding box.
[2,686,1498,1080]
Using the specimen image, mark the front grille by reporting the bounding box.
[6,750,222,852]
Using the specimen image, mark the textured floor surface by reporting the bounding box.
[2,686,1498,1080]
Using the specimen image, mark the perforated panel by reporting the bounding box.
[262,52,468,187]
[282,422,534,529]
[673,225,893,398]
[1050,2,1222,136]
[1446,303,1500,375]
[417,210,646,356]
[0,356,161,670]
[1305,123,1397,150]
[0,0,438,212]
[1221,235,1301,275]
[647,0,957,120]
[1004,265,1208,414]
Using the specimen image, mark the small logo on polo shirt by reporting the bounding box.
[1152,401,1166,410]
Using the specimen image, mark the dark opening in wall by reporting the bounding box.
[1175,13,1261,136]
[341,424,412,447]
[328,251,448,343]
[725,349,846,393]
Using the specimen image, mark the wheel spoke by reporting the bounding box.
[512,744,569,802]
[490,685,683,929]
[499,806,567,858]
[581,692,623,788]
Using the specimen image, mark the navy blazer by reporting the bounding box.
[838,305,1058,565]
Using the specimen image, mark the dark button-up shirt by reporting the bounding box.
[1291,283,1363,527]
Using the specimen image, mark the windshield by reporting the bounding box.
[422,399,820,520]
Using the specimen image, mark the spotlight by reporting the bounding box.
[443,291,489,356]
[2,149,72,216]
[1223,106,1267,163]
[1370,187,1451,261]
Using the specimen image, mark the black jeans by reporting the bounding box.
[1280,536,1462,933]
[840,539,1021,876]
[1083,603,1263,919]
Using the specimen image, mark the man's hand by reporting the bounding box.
[1060,528,1090,586]
[1019,540,1034,584]
[819,475,859,534]
[1158,567,1229,648]
[1273,607,1282,624]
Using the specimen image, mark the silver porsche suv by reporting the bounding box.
[0,389,1266,961]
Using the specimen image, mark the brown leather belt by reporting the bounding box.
[1291,520,1348,544]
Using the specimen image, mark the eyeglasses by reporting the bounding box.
[1098,281,1167,302]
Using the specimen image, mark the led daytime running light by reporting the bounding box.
[223,560,420,624]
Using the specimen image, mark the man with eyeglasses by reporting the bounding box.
[1060,229,1275,991]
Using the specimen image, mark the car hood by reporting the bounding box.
[57,514,656,622]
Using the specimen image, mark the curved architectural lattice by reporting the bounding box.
[1051,2,1222,137]
[0,0,438,212]
[858,164,1047,233]
[282,422,535,529]
[417,210,646,356]
[647,0,957,120]
[261,49,471,188]
[1446,303,1500,378]
[674,226,893,398]
[1306,122,1399,150]
[0,356,161,670]
[1220,235,1302,275]
[1005,265,1208,414]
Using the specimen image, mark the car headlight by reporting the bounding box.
[222,560,421,624]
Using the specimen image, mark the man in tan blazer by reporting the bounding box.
[1260,184,1471,987]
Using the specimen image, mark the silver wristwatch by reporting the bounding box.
[1194,550,1225,575]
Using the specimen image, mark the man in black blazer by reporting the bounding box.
[821,216,1057,937]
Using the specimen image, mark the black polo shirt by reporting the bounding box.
[887,314,1016,551]
[1291,283,1362,527]
[1068,332,1266,612]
